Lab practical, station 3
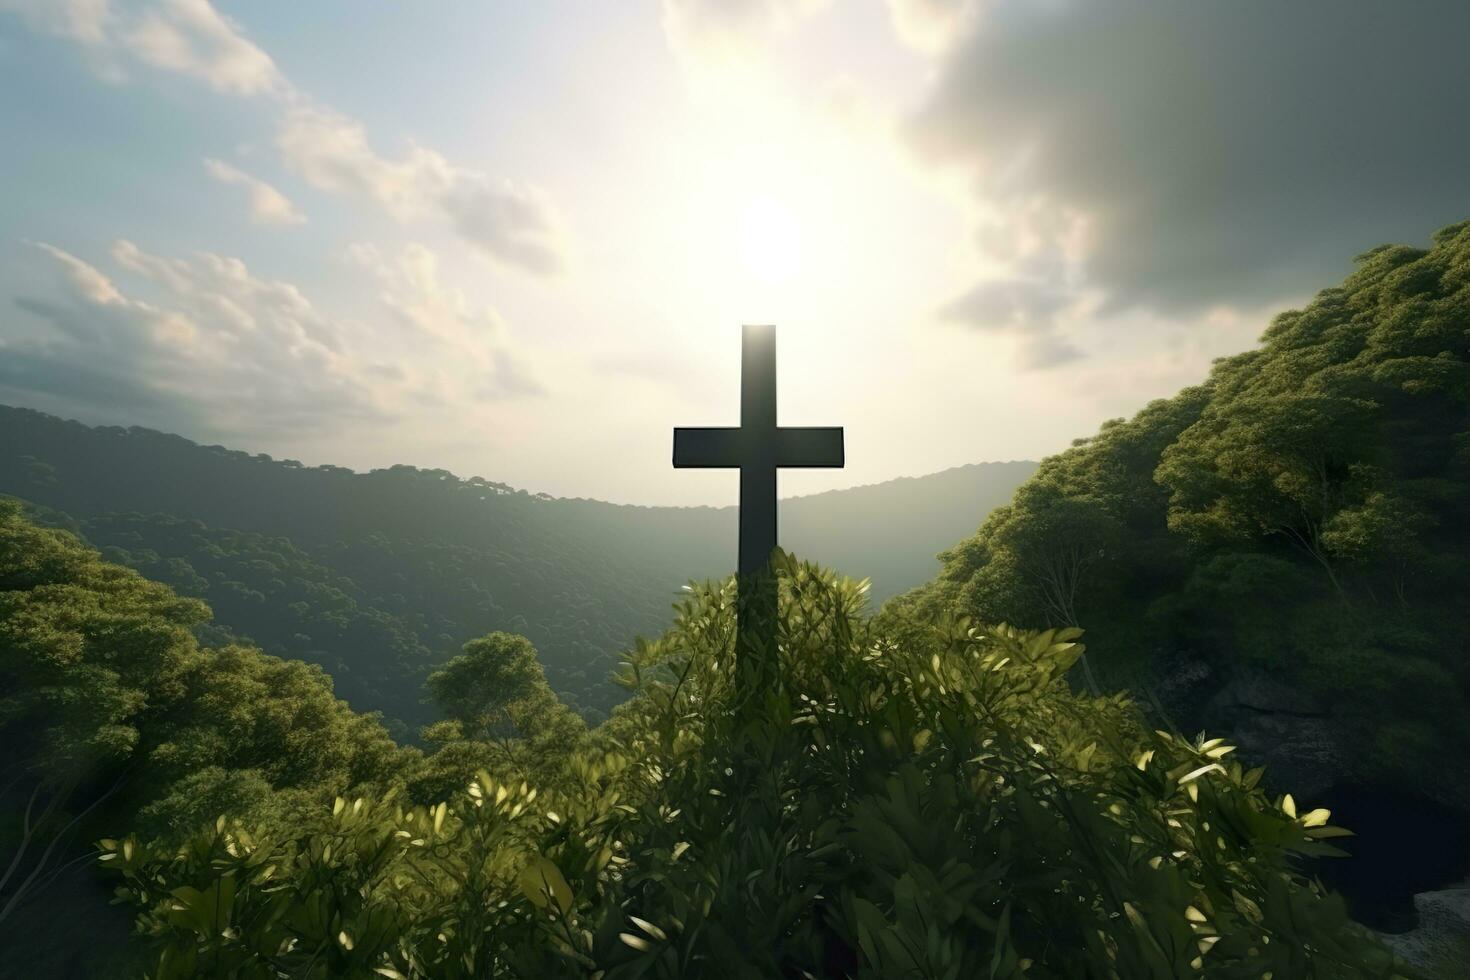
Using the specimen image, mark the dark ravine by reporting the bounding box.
[1149,654,1470,935]
[1310,792,1470,934]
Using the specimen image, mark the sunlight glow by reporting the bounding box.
[637,55,960,340]
[739,197,802,284]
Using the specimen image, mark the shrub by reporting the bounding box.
[106,554,1406,978]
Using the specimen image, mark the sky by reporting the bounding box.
[1,0,1467,506]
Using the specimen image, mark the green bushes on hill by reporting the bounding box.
[101,554,1402,978]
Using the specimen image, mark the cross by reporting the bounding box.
[673,325,844,697]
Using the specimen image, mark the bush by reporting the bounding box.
[104,554,1406,978]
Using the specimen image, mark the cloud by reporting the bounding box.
[885,0,977,53]
[346,242,543,398]
[661,0,829,60]
[3,234,547,446]
[34,242,125,305]
[938,278,1069,331]
[1012,332,1081,372]
[3,241,391,439]
[279,106,567,275]
[907,0,1470,319]
[108,238,348,353]
[203,158,304,225]
[275,107,435,216]
[0,0,110,44]
[2,1,569,272]
[439,175,565,277]
[936,274,1081,370]
[120,0,281,94]
[0,0,281,93]
[931,211,1090,370]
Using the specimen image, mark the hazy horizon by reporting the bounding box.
[3,400,1038,509]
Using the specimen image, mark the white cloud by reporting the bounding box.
[4,241,389,438]
[34,242,125,305]
[440,175,565,277]
[817,74,890,136]
[1012,331,1081,371]
[276,107,436,216]
[279,106,566,275]
[936,274,1081,370]
[926,197,1093,370]
[121,0,280,94]
[0,0,280,93]
[347,242,542,398]
[3,1,569,272]
[108,239,347,355]
[4,235,546,445]
[203,158,304,225]
[0,0,111,44]
[885,0,977,53]
[661,0,830,61]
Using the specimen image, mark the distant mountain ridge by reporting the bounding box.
[0,404,1034,732]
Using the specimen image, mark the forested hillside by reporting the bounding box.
[6,224,1467,978]
[892,221,1470,925]
[0,507,1411,978]
[0,409,1032,734]
[0,502,408,975]
[10,211,1469,970]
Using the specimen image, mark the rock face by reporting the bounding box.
[1146,655,1470,940]
[1378,885,1470,976]
[1147,656,1349,801]
[1202,670,1347,801]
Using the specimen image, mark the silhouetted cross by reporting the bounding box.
[674,325,845,579]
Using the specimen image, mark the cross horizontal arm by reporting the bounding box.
[776,427,844,468]
[673,427,743,468]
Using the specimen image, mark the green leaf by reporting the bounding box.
[518,856,573,915]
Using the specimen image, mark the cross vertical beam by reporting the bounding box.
[673,324,845,710]
[739,324,777,579]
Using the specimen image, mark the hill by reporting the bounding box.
[0,405,1033,734]
[893,220,1470,928]
[0,507,1405,977]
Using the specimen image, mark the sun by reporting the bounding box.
[738,196,803,284]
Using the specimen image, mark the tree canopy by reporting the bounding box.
[904,222,1470,832]
[0,500,406,973]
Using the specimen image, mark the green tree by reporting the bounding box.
[1156,391,1381,601]
[411,633,587,804]
[426,632,578,744]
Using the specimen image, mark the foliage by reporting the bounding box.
[406,634,588,807]
[107,555,1407,978]
[14,220,1470,972]
[0,501,407,970]
[426,633,570,742]
[910,221,1470,811]
[75,513,434,741]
